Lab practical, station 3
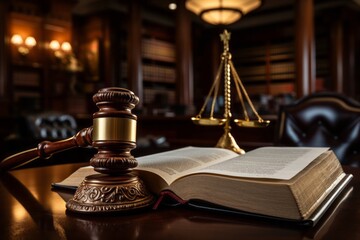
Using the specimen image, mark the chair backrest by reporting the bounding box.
[22,112,77,140]
[275,92,360,167]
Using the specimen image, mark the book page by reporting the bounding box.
[195,147,329,180]
[136,146,239,184]
[53,147,237,189]
[54,146,329,189]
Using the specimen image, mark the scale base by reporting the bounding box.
[216,131,245,155]
[66,173,154,214]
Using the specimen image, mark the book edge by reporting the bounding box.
[306,173,353,226]
[156,173,353,227]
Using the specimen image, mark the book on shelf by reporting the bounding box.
[141,38,175,63]
[245,83,295,96]
[53,146,352,226]
[143,64,176,83]
[143,88,176,105]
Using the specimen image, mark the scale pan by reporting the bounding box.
[191,117,226,126]
[234,119,270,128]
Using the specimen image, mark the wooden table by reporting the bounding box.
[1,163,359,240]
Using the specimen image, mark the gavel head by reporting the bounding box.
[90,87,139,174]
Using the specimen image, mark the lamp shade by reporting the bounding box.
[24,36,37,47]
[49,40,60,50]
[61,42,72,52]
[186,0,262,25]
[11,34,23,45]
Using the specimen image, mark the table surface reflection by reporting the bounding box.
[0,163,359,240]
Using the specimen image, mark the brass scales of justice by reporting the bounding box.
[191,30,270,154]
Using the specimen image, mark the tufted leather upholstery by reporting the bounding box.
[275,92,360,167]
[0,112,95,167]
[23,112,77,140]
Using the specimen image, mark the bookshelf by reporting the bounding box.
[234,41,296,96]
[142,38,176,63]
[140,26,177,110]
[11,64,44,113]
[142,64,176,83]
[6,2,79,115]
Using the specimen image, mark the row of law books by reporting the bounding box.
[245,82,295,96]
[143,88,176,105]
[237,62,295,82]
[143,64,176,83]
[141,38,176,63]
[53,146,353,227]
[120,61,175,84]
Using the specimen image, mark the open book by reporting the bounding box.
[53,146,352,225]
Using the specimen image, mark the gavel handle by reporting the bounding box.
[0,127,93,172]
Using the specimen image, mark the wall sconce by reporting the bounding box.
[185,0,262,25]
[10,34,37,55]
[48,40,81,71]
[49,40,72,59]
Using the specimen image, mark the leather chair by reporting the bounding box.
[1,112,96,167]
[21,112,77,140]
[275,92,360,167]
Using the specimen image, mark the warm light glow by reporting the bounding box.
[186,0,262,25]
[49,40,73,60]
[11,34,36,55]
[61,42,72,52]
[169,3,177,10]
[202,9,241,25]
[49,40,60,50]
[11,204,28,222]
[24,36,37,47]
[10,34,23,45]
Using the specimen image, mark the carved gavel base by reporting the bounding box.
[67,173,153,213]
[0,88,154,213]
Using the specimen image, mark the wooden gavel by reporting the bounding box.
[0,127,93,172]
[1,87,154,213]
[0,87,138,173]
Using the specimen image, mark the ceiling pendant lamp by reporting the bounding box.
[186,0,262,25]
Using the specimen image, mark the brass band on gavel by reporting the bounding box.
[92,118,137,142]
[89,87,140,174]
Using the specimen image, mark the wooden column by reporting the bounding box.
[330,19,344,93]
[330,12,357,96]
[102,16,114,87]
[295,0,316,97]
[176,0,193,112]
[210,31,221,82]
[127,0,143,107]
[0,1,8,97]
[343,20,355,97]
